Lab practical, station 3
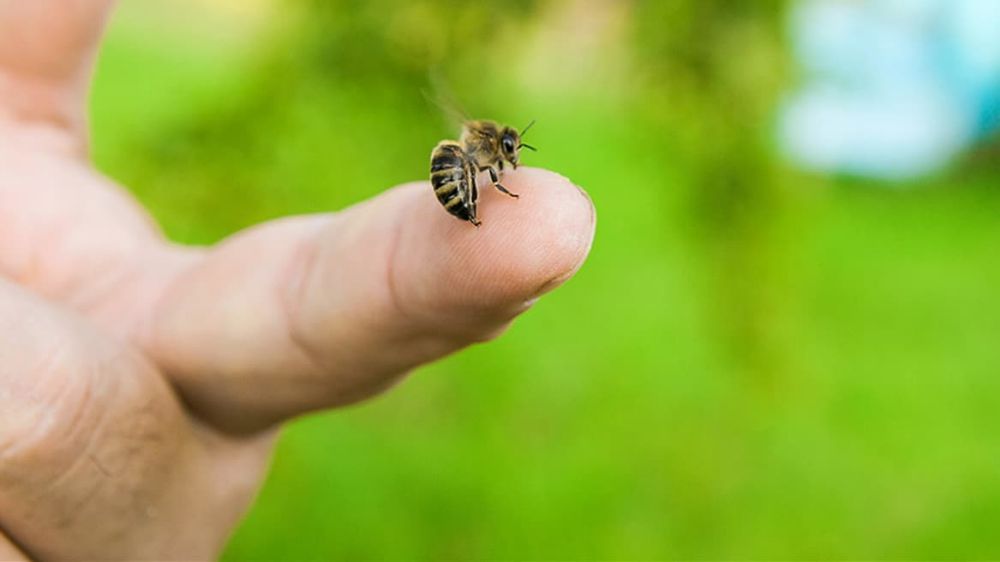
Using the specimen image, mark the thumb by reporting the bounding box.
[141,168,596,433]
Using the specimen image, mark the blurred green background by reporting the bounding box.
[90,0,1000,558]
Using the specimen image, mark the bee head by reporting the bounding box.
[501,120,536,169]
[500,128,521,167]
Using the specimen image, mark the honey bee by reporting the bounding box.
[429,120,536,227]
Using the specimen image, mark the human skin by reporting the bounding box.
[0,1,595,560]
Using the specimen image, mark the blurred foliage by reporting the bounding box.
[633,1,801,385]
[90,0,1000,559]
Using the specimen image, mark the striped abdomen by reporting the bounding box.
[430,140,480,226]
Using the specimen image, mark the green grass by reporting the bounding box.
[89,3,1000,559]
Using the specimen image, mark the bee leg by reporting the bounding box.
[493,182,519,199]
[470,217,482,227]
[483,166,519,198]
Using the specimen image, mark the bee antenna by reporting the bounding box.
[520,119,537,136]
[519,143,537,152]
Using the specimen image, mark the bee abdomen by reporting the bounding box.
[430,141,478,223]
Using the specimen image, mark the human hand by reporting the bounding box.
[0,2,595,559]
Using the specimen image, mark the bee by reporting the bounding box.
[429,120,536,227]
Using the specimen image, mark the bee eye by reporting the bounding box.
[503,137,515,153]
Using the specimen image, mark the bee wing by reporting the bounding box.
[423,68,471,134]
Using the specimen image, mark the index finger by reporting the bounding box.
[0,0,115,140]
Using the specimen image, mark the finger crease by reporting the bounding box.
[383,208,417,328]
[282,225,337,378]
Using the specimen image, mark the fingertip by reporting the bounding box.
[481,167,596,299]
[392,167,595,333]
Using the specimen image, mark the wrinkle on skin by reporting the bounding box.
[0,286,262,560]
[0,533,28,561]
